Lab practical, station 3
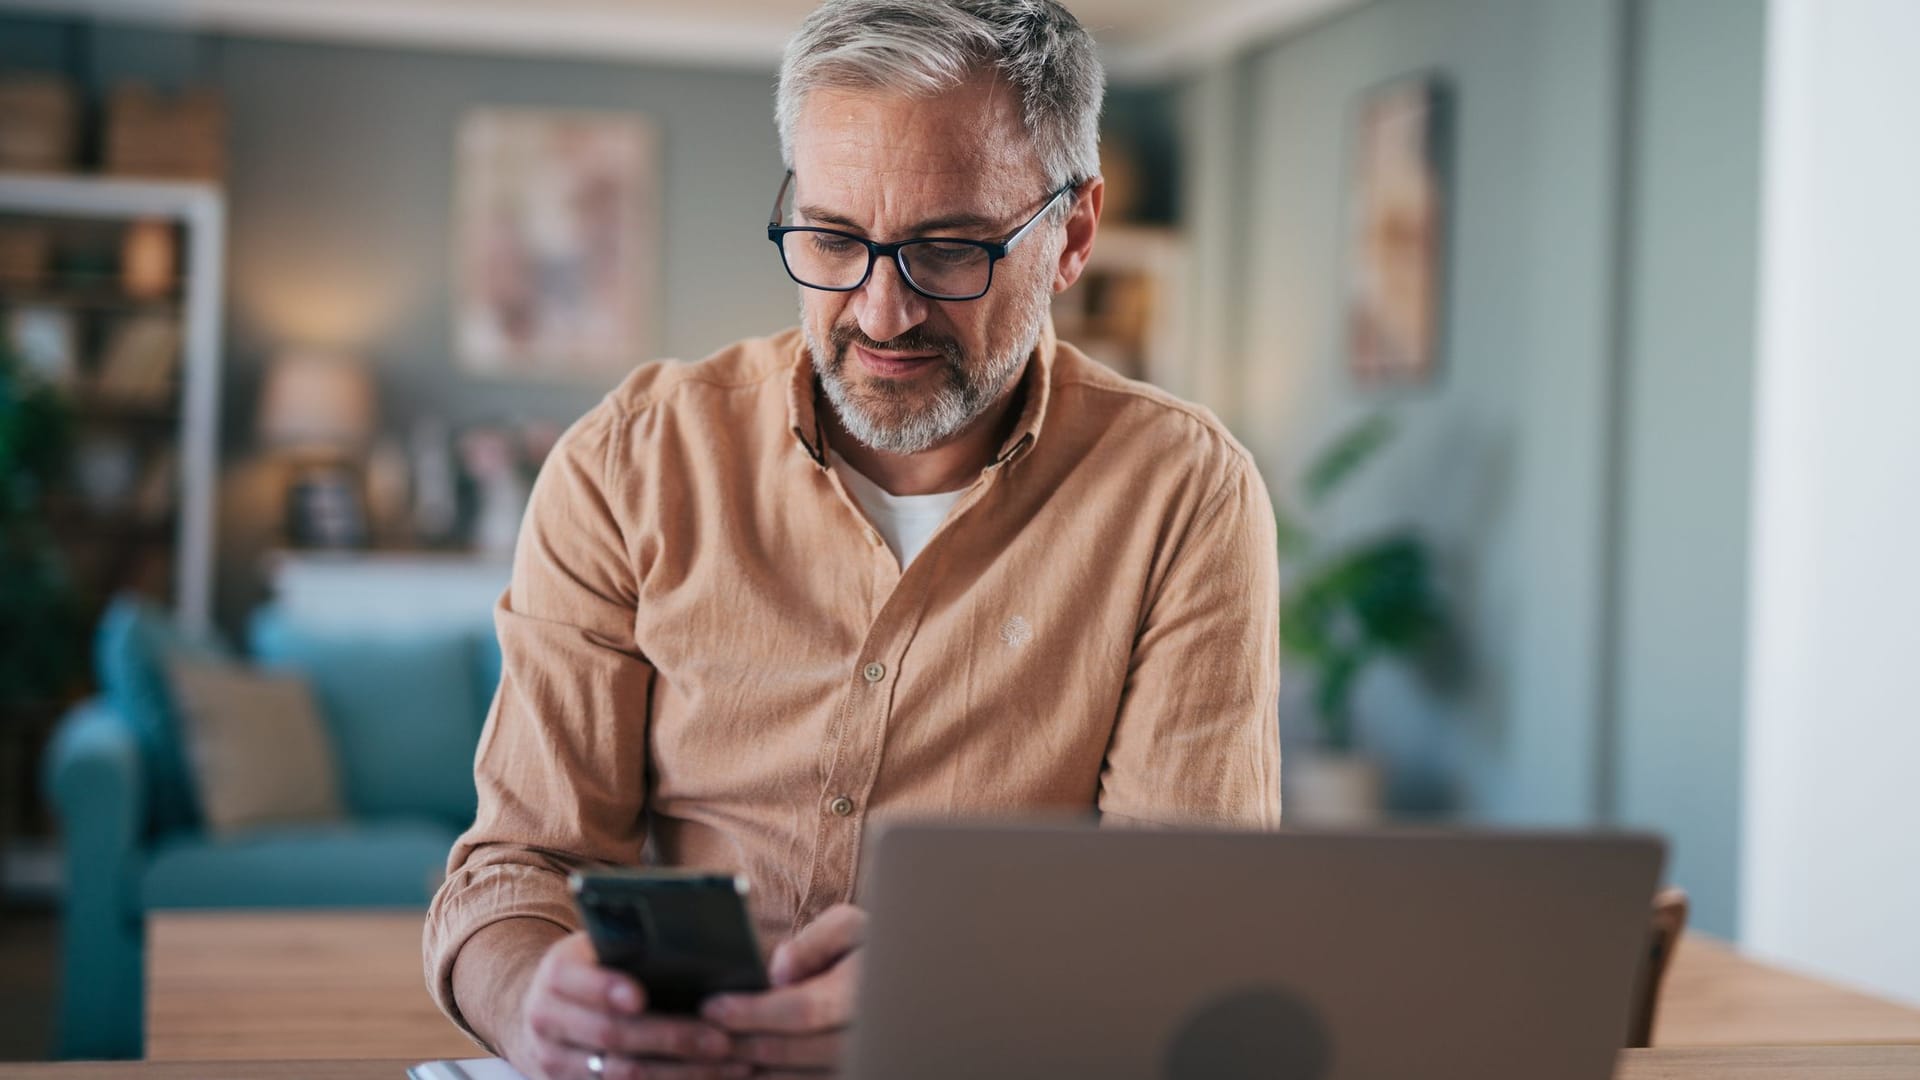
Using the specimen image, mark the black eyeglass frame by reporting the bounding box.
[765,170,1079,302]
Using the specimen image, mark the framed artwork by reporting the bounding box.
[453,108,660,379]
[1344,74,1451,386]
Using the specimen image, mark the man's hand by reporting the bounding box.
[506,930,750,1080]
[701,904,868,1077]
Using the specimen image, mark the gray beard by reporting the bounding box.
[804,282,1048,455]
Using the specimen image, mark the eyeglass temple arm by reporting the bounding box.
[769,170,795,228]
[999,181,1078,253]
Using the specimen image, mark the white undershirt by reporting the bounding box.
[829,451,967,568]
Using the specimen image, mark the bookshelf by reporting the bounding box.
[0,171,225,635]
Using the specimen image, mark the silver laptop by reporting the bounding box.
[847,823,1663,1080]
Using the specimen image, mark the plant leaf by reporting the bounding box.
[1304,412,1396,505]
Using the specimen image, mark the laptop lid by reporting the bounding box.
[847,824,1664,1080]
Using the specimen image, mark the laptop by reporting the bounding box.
[846,823,1664,1080]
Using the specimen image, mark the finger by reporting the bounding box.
[547,948,645,1014]
[771,905,867,986]
[529,998,735,1061]
[704,964,856,1037]
[736,1032,845,1070]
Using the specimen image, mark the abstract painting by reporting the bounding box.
[1345,75,1450,385]
[454,108,659,379]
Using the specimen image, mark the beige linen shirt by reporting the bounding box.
[424,319,1281,1044]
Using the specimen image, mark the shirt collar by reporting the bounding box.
[785,315,1058,470]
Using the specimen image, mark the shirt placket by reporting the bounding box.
[791,455,1014,930]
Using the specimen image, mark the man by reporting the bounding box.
[423,2,1281,1077]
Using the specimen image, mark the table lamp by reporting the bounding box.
[257,349,377,548]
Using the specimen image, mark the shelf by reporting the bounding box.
[0,171,223,636]
[0,285,183,314]
[66,391,182,424]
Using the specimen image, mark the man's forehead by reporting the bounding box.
[788,79,1040,225]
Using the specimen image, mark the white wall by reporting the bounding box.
[1743,0,1920,1006]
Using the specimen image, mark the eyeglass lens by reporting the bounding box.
[781,232,993,299]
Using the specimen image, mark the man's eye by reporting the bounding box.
[808,234,861,255]
[920,243,986,264]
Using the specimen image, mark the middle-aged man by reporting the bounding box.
[424,1,1281,1077]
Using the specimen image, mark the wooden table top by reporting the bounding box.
[143,909,1920,1064]
[9,1047,1920,1080]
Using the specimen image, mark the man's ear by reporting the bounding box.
[1051,176,1105,294]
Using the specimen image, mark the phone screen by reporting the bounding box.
[571,870,771,1014]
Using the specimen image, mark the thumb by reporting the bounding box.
[771,904,868,986]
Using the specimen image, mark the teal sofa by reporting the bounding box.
[41,596,500,1059]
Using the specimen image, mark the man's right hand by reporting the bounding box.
[505,930,751,1080]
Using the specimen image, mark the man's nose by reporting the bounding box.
[853,254,931,344]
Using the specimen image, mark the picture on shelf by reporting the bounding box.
[93,312,180,405]
[452,107,660,380]
[1344,74,1451,386]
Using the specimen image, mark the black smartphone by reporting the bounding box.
[569,868,771,1014]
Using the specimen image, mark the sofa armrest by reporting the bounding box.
[41,696,150,1058]
[43,696,148,875]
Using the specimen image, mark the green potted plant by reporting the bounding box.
[0,340,83,855]
[1276,413,1447,823]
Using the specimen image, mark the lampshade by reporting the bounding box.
[257,350,377,454]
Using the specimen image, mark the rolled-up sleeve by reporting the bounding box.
[1097,453,1282,828]
[423,404,654,1044]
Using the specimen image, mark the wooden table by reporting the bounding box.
[146,910,477,1062]
[8,1048,1920,1079]
[144,910,1920,1063]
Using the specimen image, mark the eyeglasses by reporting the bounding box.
[766,170,1077,302]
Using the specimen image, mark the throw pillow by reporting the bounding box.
[165,656,345,837]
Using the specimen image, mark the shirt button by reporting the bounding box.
[828,795,856,817]
[863,661,886,683]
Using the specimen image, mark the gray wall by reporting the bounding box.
[1179,0,1764,933]
[1610,0,1764,937]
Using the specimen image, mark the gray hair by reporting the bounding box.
[775,0,1105,198]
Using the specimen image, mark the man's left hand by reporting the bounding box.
[703,903,867,1076]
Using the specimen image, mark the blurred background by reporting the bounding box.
[1,0,1915,1062]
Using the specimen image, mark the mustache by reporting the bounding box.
[829,322,963,364]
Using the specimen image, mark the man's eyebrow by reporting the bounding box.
[794,204,1001,236]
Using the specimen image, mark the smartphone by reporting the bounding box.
[569,868,771,1014]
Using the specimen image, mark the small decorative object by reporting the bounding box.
[1345,74,1451,385]
[132,447,177,523]
[257,350,377,549]
[93,314,181,405]
[0,76,79,173]
[453,107,660,380]
[409,416,460,547]
[458,426,529,559]
[1276,413,1449,824]
[120,219,179,300]
[0,224,52,287]
[73,434,140,514]
[364,436,413,546]
[103,84,227,181]
[6,305,77,386]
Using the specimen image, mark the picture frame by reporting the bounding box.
[452,107,661,381]
[1344,73,1452,386]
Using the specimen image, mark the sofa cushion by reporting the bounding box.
[141,819,457,908]
[93,595,232,836]
[165,656,345,836]
[250,610,482,828]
